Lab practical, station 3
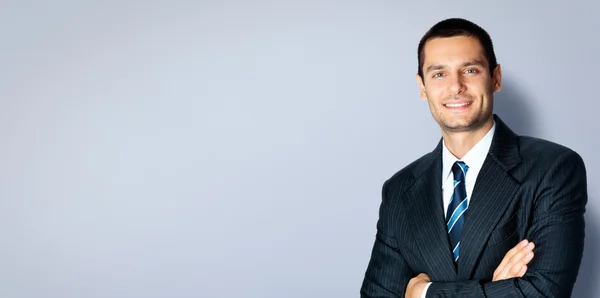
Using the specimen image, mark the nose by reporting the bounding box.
[448,74,466,95]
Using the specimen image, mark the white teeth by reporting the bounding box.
[446,103,470,108]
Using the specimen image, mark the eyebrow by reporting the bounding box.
[425,60,486,74]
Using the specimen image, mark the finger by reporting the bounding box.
[497,240,528,270]
[503,243,535,278]
[504,243,534,275]
[509,263,530,281]
[497,242,534,280]
[509,252,534,276]
[518,264,528,277]
[523,251,534,264]
[494,240,529,279]
[494,240,535,281]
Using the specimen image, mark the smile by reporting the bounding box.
[444,102,471,108]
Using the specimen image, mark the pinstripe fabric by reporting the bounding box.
[360,115,587,298]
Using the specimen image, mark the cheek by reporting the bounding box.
[425,80,445,92]
[424,85,446,99]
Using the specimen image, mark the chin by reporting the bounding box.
[440,119,478,132]
[442,118,490,133]
[441,125,471,133]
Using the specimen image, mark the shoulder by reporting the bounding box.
[382,150,438,196]
[517,135,584,164]
[515,135,586,181]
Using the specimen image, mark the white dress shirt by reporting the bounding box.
[421,121,496,298]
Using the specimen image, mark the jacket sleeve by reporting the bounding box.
[361,180,416,298]
[426,150,587,297]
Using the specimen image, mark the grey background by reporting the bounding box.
[1,1,598,297]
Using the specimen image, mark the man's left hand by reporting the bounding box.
[405,273,430,298]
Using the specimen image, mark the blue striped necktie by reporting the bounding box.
[447,161,469,262]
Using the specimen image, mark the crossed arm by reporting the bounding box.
[405,240,536,298]
[361,150,587,298]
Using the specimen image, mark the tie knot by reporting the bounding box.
[452,161,468,179]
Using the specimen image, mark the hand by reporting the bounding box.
[405,273,430,298]
[493,239,535,281]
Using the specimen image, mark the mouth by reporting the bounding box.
[444,102,472,108]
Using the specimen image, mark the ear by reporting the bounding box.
[416,74,428,100]
[492,64,502,92]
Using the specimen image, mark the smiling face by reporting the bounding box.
[417,35,502,134]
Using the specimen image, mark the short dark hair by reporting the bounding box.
[417,18,497,80]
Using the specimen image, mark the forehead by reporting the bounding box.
[422,35,488,68]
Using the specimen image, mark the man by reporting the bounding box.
[360,18,587,297]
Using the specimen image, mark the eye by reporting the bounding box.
[432,72,445,78]
[464,68,479,74]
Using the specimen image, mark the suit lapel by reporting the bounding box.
[406,142,458,280]
[457,116,523,278]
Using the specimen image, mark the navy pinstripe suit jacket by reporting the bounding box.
[360,115,587,297]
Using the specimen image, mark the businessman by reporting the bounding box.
[360,18,587,297]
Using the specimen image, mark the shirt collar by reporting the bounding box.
[441,121,496,188]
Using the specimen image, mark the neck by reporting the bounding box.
[442,119,494,159]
